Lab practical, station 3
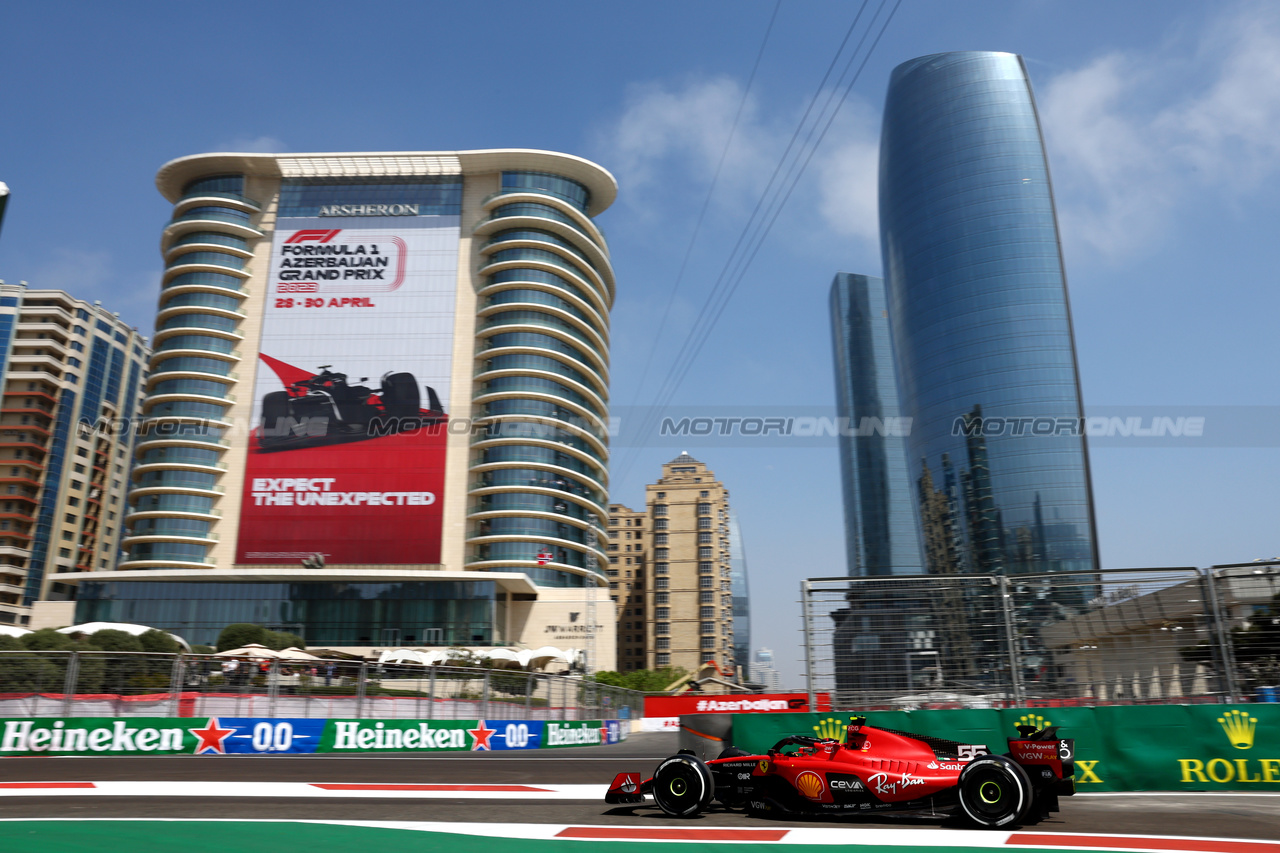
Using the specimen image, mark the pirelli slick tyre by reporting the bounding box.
[652,754,715,817]
[958,754,1033,828]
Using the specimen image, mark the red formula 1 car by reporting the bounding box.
[606,717,1075,829]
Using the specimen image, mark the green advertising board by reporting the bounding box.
[728,705,1280,792]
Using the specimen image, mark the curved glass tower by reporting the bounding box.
[879,52,1098,582]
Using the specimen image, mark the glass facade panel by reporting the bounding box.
[829,273,925,577]
[879,52,1098,588]
[75,580,497,647]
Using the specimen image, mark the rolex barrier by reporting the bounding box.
[721,704,1280,792]
[0,716,628,756]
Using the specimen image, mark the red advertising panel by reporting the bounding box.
[236,214,459,565]
[644,693,831,718]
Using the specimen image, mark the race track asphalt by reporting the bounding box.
[1,732,1277,839]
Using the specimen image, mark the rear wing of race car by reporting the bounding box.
[1008,725,1076,795]
[605,772,649,804]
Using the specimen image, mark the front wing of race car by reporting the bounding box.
[605,772,649,804]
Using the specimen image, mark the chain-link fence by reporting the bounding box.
[0,652,645,721]
[803,562,1280,710]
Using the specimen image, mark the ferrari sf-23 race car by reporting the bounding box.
[259,364,445,451]
[606,716,1075,828]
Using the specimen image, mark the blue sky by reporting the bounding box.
[2,1,1278,687]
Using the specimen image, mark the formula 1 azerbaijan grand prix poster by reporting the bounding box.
[235,214,459,565]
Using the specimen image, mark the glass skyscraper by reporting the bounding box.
[829,272,925,578]
[879,52,1099,585]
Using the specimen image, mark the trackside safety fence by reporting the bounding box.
[0,653,644,721]
[802,563,1280,710]
[724,704,1280,792]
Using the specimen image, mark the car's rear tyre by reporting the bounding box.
[652,754,714,817]
[381,372,419,418]
[958,754,1032,828]
[260,392,291,447]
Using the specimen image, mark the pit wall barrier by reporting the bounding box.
[0,717,627,757]
[721,705,1280,792]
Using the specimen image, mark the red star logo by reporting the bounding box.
[468,719,497,751]
[191,717,236,755]
[599,724,610,744]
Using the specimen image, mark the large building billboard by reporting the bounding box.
[236,202,460,565]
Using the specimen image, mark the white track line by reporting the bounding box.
[0,781,607,799]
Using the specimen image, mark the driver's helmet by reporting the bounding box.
[845,715,868,743]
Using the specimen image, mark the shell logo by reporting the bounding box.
[796,770,825,800]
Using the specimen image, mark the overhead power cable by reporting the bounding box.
[612,0,902,485]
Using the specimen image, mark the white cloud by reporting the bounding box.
[1039,2,1280,258]
[595,74,881,246]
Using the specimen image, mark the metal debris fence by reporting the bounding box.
[0,654,645,721]
[802,562,1280,710]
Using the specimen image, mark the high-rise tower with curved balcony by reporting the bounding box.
[64,150,618,658]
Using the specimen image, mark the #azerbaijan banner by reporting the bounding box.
[728,704,1280,792]
[0,718,625,756]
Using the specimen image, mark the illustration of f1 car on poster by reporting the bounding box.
[237,219,460,566]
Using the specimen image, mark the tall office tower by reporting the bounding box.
[62,150,619,657]
[754,647,782,692]
[829,272,926,698]
[728,512,751,681]
[606,501,647,670]
[644,453,733,672]
[829,272,924,578]
[879,53,1098,584]
[0,283,148,627]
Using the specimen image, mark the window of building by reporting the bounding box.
[656,637,670,650]
[699,576,713,589]
[608,557,618,564]
[700,606,714,619]
[609,517,618,526]
[698,532,712,544]
[657,653,670,666]
[654,548,668,560]
[652,504,667,516]
[698,517,712,530]
[624,557,631,565]
[701,622,715,634]
[698,547,712,559]
[653,533,668,545]
[655,607,669,620]
[609,582,618,589]
[655,592,669,604]
[656,492,665,499]
[656,622,670,635]
[64,513,76,524]
[701,637,716,649]
[61,531,73,540]
[70,481,83,490]
[656,577,669,589]
[67,497,79,507]
[624,531,631,539]
[699,562,713,574]
[654,562,668,574]
[700,491,709,498]
[59,548,71,558]
[697,503,711,515]
[607,543,618,551]
[700,591,714,603]
[654,518,668,530]
[606,569,618,577]
[701,652,716,664]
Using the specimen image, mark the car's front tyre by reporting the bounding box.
[652,754,715,817]
[957,754,1032,828]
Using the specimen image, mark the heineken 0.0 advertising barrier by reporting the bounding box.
[727,705,1280,792]
[0,717,626,756]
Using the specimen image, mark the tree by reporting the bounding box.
[593,667,688,692]
[86,629,144,653]
[138,630,182,655]
[217,623,267,651]
[263,629,304,651]
[20,628,75,651]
